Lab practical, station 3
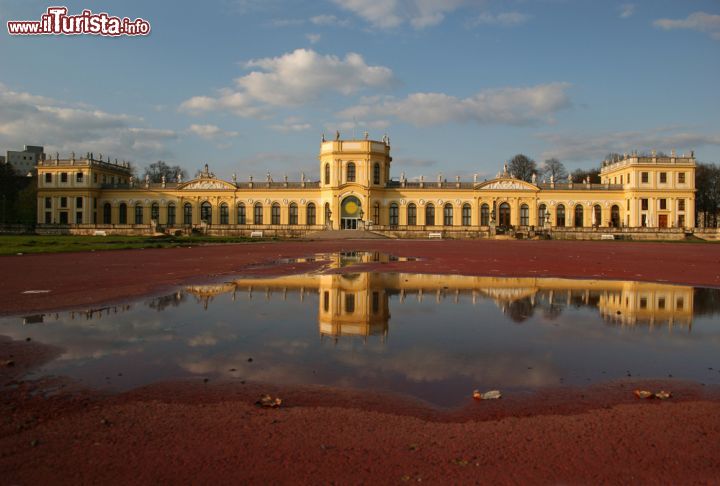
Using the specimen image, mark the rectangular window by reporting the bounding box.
[659,172,667,184]
[658,297,665,310]
[345,293,355,314]
[76,197,83,209]
[659,199,666,210]
[678,199,685,211]
[676,297,684,310]
[76,212,82,224]
[641,172,648,183]
[620,175,623,184]
[60,197,67,208]
[678,172,686,184]
[45,197,51,209]
[641,199,648,211]
[76,172,84,183]
[61,172,68,183]
[640,297,647,309]
[44,212,51,224]
[678,215,685,227]
[59,212,68,224]
[44,173,52,183]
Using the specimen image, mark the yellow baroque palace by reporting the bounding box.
[35,136,697,238]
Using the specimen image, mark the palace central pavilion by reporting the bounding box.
[35,136,696,238]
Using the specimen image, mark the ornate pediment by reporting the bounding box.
[179,179,236,190]
[476,178,538,191]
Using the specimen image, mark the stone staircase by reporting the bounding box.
[302,229,390,240]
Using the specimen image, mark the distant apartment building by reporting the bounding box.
[5,145,44,175]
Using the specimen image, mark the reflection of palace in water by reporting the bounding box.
[183,253,697,338]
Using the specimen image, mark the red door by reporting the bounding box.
[658,215,668,228]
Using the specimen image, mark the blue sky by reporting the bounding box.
[1,0,719,180]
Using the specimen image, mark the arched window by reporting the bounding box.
[538,204,547,227]
[407,203,417,226]
[119,203,127,224]
[324,163,330,185]
[556,204,565,227]
[443,203,453,226]
[462,204,471,226]
[389,202,399,226]
[254,203,263,225]
[220,203,229,224]
[183,203,192,225]
[520,204,529,226]
[103,203,112,224]
[425,203,435,226]
[593,204,601,227]
[324,203,331,225]
[135,203,144,224]
[611,205,620,227]
[574,204,584,227]
[271,203,280,225]
[167,203,176,226]
[289,203,298,225]
[237,203,246,225]
[200,201,212,223]
[480,204,490,226]
[373,162,381,185]
[346,162,356,182]
[151,203,159,222]
[307,203,316,225]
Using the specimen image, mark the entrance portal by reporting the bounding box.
[341,196,362,230]
[498,203,511,228]
[658,214,668,228]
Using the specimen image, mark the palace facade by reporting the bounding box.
[35,136,697,238]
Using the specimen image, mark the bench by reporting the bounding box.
[428,232,443,239]
[250,231,264,238]
[92,230,107,236]
[600,234,616,240]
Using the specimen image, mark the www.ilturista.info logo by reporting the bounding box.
[7,6,150,36]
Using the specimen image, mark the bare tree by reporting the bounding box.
[508,154,538,182]
[143,161,187,183]
[571,168,601,183]
[540,158,567,181]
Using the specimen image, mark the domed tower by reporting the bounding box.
[319,133,392,188]
[318,132,392,230]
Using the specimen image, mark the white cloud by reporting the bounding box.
[332,0,477,29]
[537,127,720,162]
[338,82,572,127]
[306,32,321,44]
[619,4,635,19]
[269,116,312,132]
[180,49,394,116]
[0,83,177,161]
[310,14,350,26]
[653,11,720,40]
[187,124,240,140]
[471,11,530,27]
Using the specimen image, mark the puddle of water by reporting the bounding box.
[266,251,419,270]
[2,271,720,407]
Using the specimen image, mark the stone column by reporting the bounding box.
[688,197,695,228]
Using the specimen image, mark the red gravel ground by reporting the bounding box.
[1,239,720,484]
